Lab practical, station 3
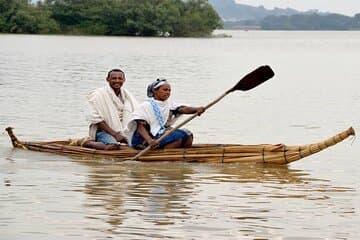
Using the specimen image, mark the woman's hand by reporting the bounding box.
[196,106,206,116]
[148,139,160,149]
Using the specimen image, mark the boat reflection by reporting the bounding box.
[201,163,354,200]
[76,160,354,235]
[80,161,195,229]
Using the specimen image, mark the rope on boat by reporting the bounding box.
[298,146,304,159]
[284,146,289,163]
[221,146,225,163]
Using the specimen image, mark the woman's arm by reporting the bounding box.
[136,120,159,148]
[177,106,205,116]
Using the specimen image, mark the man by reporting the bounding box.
[83,69,138,150]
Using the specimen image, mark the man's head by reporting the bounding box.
[107,69,125,92]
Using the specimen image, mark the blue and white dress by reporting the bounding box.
[128,98,192,149]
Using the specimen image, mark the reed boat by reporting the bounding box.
[5,127,355,164]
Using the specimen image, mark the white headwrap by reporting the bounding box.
[146,78,169,97]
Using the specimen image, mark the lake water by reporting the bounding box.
[0,31,359,239]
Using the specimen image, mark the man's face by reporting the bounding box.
[107,71,125,91]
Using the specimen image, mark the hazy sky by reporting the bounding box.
[236,0,360,16]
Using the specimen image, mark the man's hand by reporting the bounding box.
[115,133,128,144]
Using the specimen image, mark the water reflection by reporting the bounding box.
[80,161,195,232]
[75,159,356,238]
[1,145,357,239]
[202,163,354,200]
[201,163,308,184]
[1,31,360,239]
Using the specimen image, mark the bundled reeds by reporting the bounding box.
[5,127,355,164]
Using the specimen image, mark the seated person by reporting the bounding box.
[128,79,205,149]
[83,69,138,150]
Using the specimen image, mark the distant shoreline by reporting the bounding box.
[221,13,360,31]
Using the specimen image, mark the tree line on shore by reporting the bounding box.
[0,0,222,37]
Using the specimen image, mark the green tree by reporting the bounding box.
[0,0,27,32]
[1,0,223,37]
[116,0,182,36]
[174,0,222,37]
[0,0,59,33]
[45,0,111,34]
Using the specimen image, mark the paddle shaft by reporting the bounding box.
[130,91,229,160]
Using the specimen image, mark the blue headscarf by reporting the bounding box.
[147,78,169,97]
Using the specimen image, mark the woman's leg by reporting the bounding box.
[182,134,193,148]
[163,138,183,149]
[159,129,192,149]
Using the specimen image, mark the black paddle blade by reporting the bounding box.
[228,65,274,93]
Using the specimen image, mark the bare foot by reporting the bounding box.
[83,140,121,150]
[104,144,121,150]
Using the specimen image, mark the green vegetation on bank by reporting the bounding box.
[260,13,360,30]
[0,0,222,37]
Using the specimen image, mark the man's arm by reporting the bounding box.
[97,121,127,143]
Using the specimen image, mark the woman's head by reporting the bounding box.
[147,78,171,101]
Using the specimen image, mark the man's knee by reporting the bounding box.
[96,131,117,144]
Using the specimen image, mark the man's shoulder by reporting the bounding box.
[87,86,107,100]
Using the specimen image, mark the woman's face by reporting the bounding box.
[153,83,171,101]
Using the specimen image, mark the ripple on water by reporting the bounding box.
[1,32,360,239]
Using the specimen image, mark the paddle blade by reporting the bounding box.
[228,65,274,92]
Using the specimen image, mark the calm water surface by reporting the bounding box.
[0,31,359,239]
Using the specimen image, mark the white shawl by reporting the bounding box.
[128,99,181,141]
[87,84,138,141]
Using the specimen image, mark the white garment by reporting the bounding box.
[128,99,182,139]
[87,84,138,141]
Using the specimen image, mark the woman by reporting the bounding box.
[129,79,205,149]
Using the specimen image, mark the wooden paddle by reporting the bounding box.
[130,65,274,161]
